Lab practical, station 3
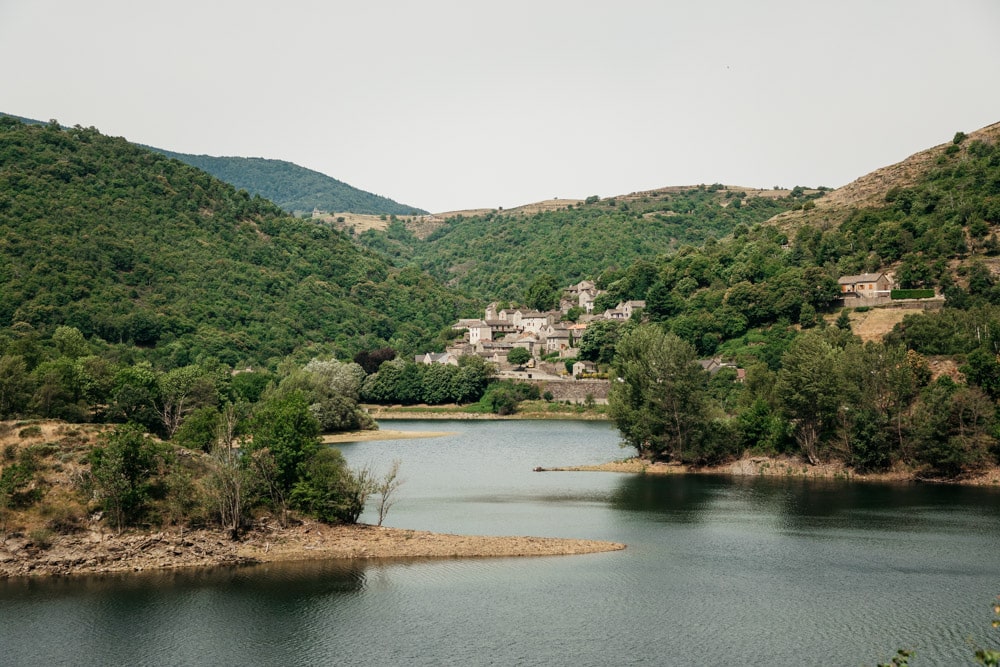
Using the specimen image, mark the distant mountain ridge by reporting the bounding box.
[1,112,426,217]
[147,149,428,217]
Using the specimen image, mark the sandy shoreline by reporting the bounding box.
[0,521,626,579]
[322,429,455,443]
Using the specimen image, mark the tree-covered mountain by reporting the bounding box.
[148,149,427,217]
[0,117,471,368]
[356,186,813,301]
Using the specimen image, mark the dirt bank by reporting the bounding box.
[0,520,625,579]
[541,455,1000,486]
[322,429,456,443]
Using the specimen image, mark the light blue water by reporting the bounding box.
[2,420,999,666]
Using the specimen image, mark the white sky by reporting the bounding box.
[2,1,999,213]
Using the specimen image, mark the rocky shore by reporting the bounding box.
[0,520,626,579]
[540,455,1000,485]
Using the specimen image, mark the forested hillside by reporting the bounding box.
[357,186,810,301]
[587,122,1000,479]
[0,118,471,368]
[149,149,427,217]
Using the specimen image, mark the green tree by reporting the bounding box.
[248,391,321,493]
[51,325,89,359]
[608,325,711,461]
[156,364,219,438]
[108,363,161,432]
[775,332,847,464]
[290,448,369,524]
[910,378,994,478]
[524,273,561,312]
[578,319,626,364]
[507,347,531,367]
[421,363,457,405]
[450,355,494,404]
[89,424,163,534]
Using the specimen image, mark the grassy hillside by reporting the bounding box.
[0,118,471,367]
[357,185,810,301]
[148,149,427,217]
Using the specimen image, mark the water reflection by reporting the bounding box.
[610,473,723,522]
[609,472,1000,537]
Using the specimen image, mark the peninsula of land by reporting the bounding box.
[0,521,625,579]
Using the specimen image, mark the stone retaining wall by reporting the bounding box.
[524,378,610,404]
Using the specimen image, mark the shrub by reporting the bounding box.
[891,289,935,300]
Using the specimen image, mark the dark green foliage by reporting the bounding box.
[609,325,711,461]
[420,363,458,404]
[353,347,396,375]
[891,289,935,299]
[248,391,320,492]
[775,332,847,464]
[847,409,893,473]
[89,424,164,533]
[578,319,628,364]
[172,405,221,452]
[451,356,495,404]
[524,273,562,312]
[228,371,273,404]
[0,355,32,419]
[290,448,367,524]
[910,378,995,478]
[0,119,472,368]
[148,149,426,216]
[736,399,792,455]
[506,347,531,367]
[357,188,796,301]
[361,356,494,406]
[478,380,539,415]
[888,306,1000,356]
[835,310,852,331]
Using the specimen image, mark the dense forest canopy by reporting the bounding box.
[148,149,427,217]
[0,118,471,369]
[356,185,814,301]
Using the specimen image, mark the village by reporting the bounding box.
[410,270,936,404]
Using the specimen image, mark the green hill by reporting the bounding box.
[357,186,809,301]
[0,117,470,368]
[148,149,427,217]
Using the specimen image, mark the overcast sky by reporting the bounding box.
[2,1,999,213]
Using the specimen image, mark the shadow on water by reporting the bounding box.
[609,472,1000,533]
[609,473,725,522]
[0,558,370,601]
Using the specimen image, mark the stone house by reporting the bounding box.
[544,323,572,353]
[838,273,892,299]
[414,352,459,366]
[467,320,493,345]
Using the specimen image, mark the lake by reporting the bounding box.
[2,420,999,666]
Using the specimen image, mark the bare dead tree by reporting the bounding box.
[373,459,404,527]
[209,404,249,539]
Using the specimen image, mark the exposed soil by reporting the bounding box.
[321,429,456,443]
[0,520,625,579]
[542,455,1000,486]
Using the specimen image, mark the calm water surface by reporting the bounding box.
[2,420,999,666]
